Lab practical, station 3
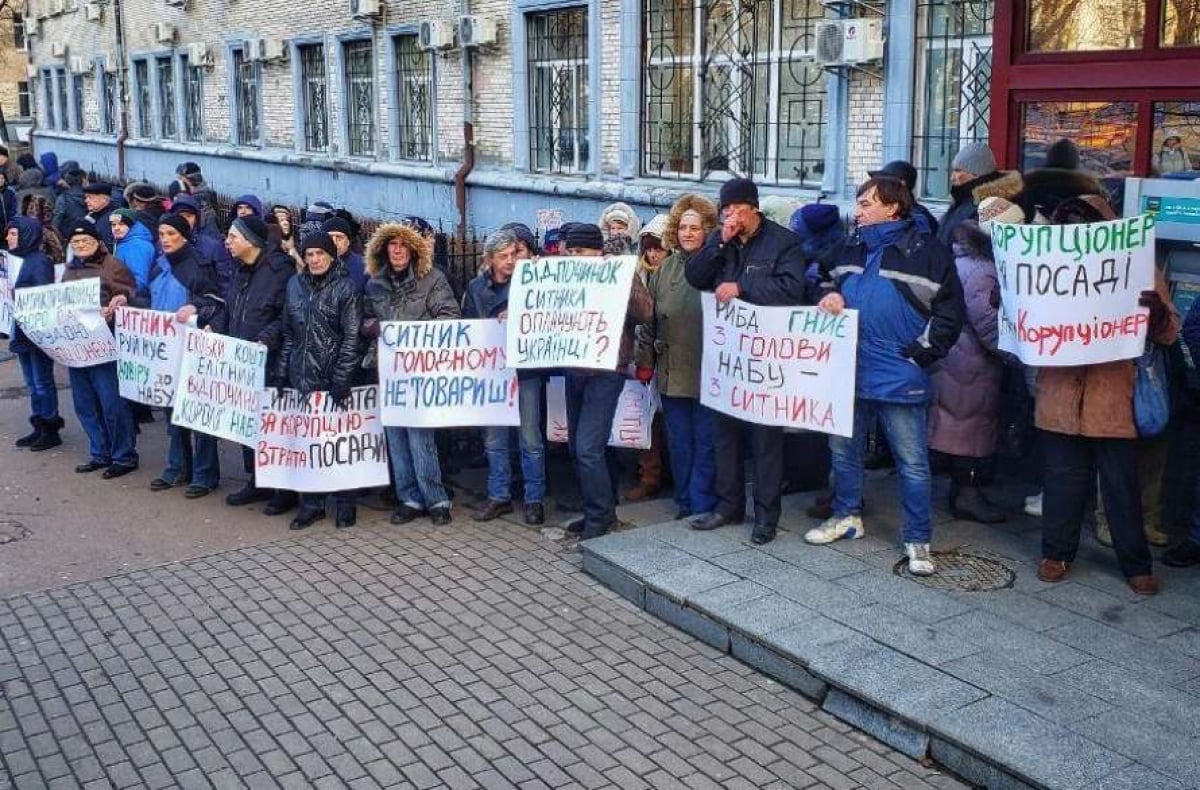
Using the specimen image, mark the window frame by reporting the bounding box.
[154,54,177,140]
[340,36,377,158]
[179,53,204,143]
[70,68,85,133]
[17,80,31,119]
[132,57,152,138]
[229,44,263,148]
[524,4,592,175]
[1011,0,1200,64]
[13,12,26,51]
[294,40,330,154]
[389,30,436,164]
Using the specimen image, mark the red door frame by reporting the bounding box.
[990,0,1200,173]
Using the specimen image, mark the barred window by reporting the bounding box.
[134,59,151,138]
[13,13,26,50]
[394,34,433,161]
[344,40,376,157]
[71,72,84,132]
[101,69,117,135]
[55,67,68,132]
[181,57,204,142]
[527,7,589,174]
[157,56,176,139]
[643,0,828,184]
[912,0,994,200]
[299,44,329,152]
[18,81,31,118]
[41,70,55,130]
[233,48,260,146]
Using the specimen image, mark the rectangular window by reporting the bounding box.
[299,43,329,152]
[1019,100,1137,177]
[55,67,68,131]
[1163,0,1200,47]
[394,34,433,161]
[642,0,827,184]
[18,81,31,118]
[134,59,151,137]
[157,56,176,139]
[181,57,203,143]
[527,6,589,174]
[233,48,260,146]
[71,72,84,132]
[42,71,55,130]
[1152,101,1199,174]
[912,0,994,200]
[1026,0,1144,52]
[343,40,375,157]
[13,13,25,50]
[101,68,117,135]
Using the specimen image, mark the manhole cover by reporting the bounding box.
[0,520,29,545]
[893,550,1015,591]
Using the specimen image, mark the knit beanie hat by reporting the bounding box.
[501,222,538,254]
[126,182,160,204]
[158,213,193,241]
[170,194,200,217]
[563,222,605,252]
[868,161,919,191]
[112,209,138,228]
[797,203,841,233]
[231,216,268,249]
[321,217,354,238]
[300,231,338,259]
[976,197,1024,236]
[951,142,997,177]
[176,161,202,178]
[68,223,102,243]
[1044,139,1080,171]
[719,177,759,210]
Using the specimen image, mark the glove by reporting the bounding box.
[635,367,654,384]
[361,318,381,341]
[1139,290,1170,337]
[901,341,938,369]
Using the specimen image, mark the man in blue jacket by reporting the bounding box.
[685,177,809,545]
[806,176,964,576]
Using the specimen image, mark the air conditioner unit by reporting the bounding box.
[103,54,119,73]
[49,41,66,57]
[458,15,497,47]
[29,0,45,19]
[83,1,100,20]
[186,42,212,67]
[154,22,176,44]
[841,18,884,64]
[349,0,380,17]
[262,38,287,62]
[47,0,63,15]
[26,64,38,79]
[814,20,845,66]
[418,20,455,51]
[70,56,87,73]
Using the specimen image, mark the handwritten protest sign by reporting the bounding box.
[255,387,389,492]
[506,255,637,371]
[699,295,858,438]
[992,215,1156,366]
[0,252,24,336]
[172,327,265,446]
[544,376,659,449]
[115,308,185,406]
[378,319,519,427]
[14,279,118,367]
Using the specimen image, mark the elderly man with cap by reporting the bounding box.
[212,214,298,514]
[684,177,808,545]
[277,231,363,530]
[937,142,1023,247]
[124,182,167,231]
[83,182,117,248]
[322,216,367,289]
[62,223,139,478]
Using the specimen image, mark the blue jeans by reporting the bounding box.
[386,426,450,510]
[484,376,547,504]
[830,399,931,543]
[163,409,220,488]
[565,371,625,537]
[68,362,137,467]
[661,395,717,515]
[17,349,58,421]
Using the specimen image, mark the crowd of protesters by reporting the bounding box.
[5,142,1200,596]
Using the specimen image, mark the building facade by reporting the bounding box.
[0,7,34,145]
[20,0,1020,231]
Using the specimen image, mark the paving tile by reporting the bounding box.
[826,603,982,667]
[1069,708,1200,788]
[643,560,740,603]
[1036,582,1192,640]
[832,570,974,624]
[759,535,873,580]
[939,653,1112,726]
[938,610,1092,675]
[1046,619,1200,686]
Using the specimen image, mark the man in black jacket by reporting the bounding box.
[685,177,808,545]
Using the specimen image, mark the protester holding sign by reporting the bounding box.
[638,194,719,521]
[212,215,296,514]
[61,223,139,478]
[809,177,964,577]
[684,178,808,545]
[462,229,547,526]
[362,222,459,527]
[276,232,364,530]
[1033,194,1178,596]
[6,217,63,451]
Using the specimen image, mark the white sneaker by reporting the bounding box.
[1024,492,1043,517]
[804,514,864,545]
[904,542,935,576]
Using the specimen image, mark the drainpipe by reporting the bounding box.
[113,0,130,179]
[453,0,475,239]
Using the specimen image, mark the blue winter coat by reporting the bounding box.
[0,188,16,230]
[39,153,59,189]
[6,217,56,354]
[149,243,225,327]
[343,251,367,290]
[113,222,157,298]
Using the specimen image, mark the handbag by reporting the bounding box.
[1134,341,1171,437]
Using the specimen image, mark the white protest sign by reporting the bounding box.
[544,376,659,449]
[115,308,186,406]
[172,327,266,446]
[14,279,118,367]
[506,255,637,371]
[699,295,858,438]
[0,252,24,336]
[255,387,389,492]
[378,319,519,428]
[992,215,1156,366]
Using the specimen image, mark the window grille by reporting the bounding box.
[42,71,55,130]
[157,56,176,139]
[71,73,84,132]
[234,49,260,146]
[135,60,151,138]
[182,58,204,142]
[299,44,329,152]
[18,81,31,118]
[527,7,590,174]
[344,40,376,157]
[101,70,117,135]
[394,35,433,161]
[55,67,68,132]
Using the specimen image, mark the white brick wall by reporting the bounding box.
[845,70,884,195]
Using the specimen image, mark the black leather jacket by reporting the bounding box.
[278,264,362,394]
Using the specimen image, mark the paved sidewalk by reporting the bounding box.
[0,515,967,790]
[582,474,1200,790]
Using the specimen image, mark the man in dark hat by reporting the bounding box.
[124,181,167,230]
[683,177,808,545]
[869,160,939,236]
[83,182,117,248]
[322,216,367,289]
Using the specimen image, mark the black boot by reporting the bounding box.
[29,417,64,452]
[950,470,1005,524]
[15,417,42,447]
